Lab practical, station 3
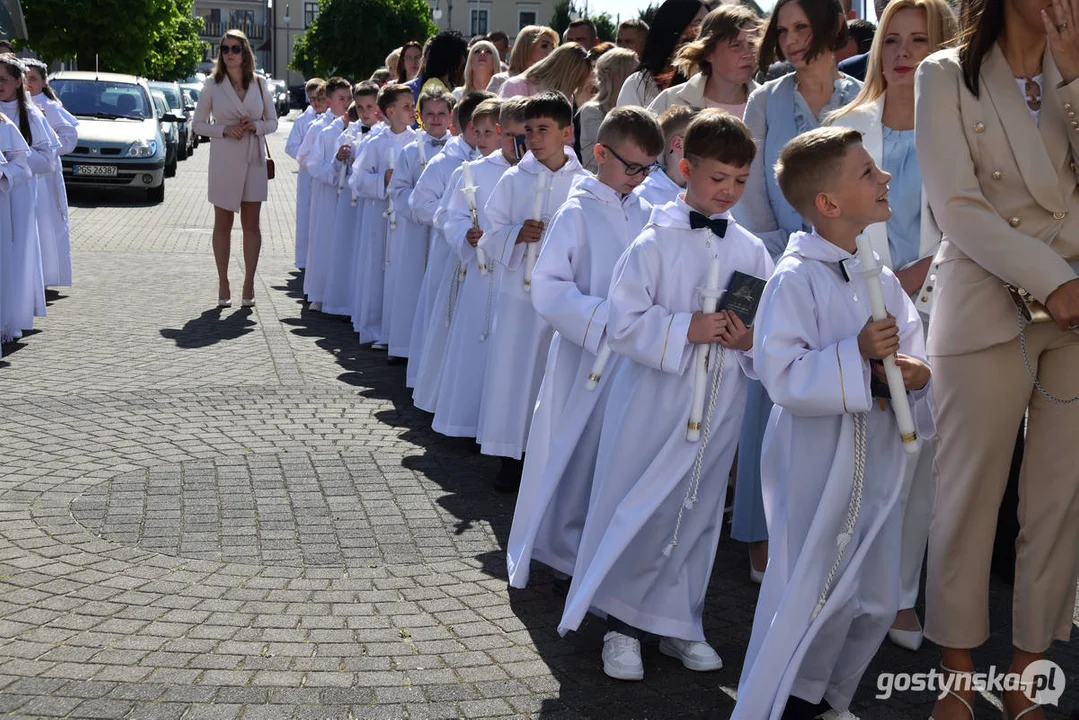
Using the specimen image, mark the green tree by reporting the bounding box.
[638,2,660,27]
[551,0,578,37]
[290,0,437,81]
[19,0,202,79]
[593,12,617,43]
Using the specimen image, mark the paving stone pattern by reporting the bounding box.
[0,120,1075,719]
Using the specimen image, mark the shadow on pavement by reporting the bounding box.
[159,306,256,349]
[66,186,158,208]
[270,270,1079,719]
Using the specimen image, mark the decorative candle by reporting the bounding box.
[687,257,722,442]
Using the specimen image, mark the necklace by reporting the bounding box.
[1022,73,1042,111]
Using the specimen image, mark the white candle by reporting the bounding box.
[687,257,722,442]
[384,147,397,231]
[418,137,427,167]
[524,173,546,292]
[461,161,488,276]
[336,157,346,195]
[855,234,918,454]
[585,342,612,391]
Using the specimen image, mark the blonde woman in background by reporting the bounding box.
[487,25,560,94]
[827,0,957,655]
[648,4,760,118]
[455,40,500,99]
[577,48,639,172]
[385,47,401,80]
[497,42,593,100]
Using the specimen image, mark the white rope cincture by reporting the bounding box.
[810,410,868,621]
[480,263,496,342]
[663,342,726,557]
[446,261,465,328]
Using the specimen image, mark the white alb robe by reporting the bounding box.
[733,231,934,719]
[475,148,589,459]
[349,126,417,343]
[302,115,346,304]
[405,136,477,387]
[2,100,57,320]
[429,151,511,435]
[286,105,317,268]
[0,119,34,343]
[385,132,449,357]
[319,122,368,316]
[31,94,77,287]
[507,177,652,587]
[558,199,772,641]
[632,168,682,209]
[296,110,332,273]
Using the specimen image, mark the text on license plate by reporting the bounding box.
[73,165,117,177]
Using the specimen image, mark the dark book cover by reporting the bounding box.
[717,271,767,327]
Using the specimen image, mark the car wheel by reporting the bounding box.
[178,142,187,161]
[147,182,165,203]
[165,153,177,178]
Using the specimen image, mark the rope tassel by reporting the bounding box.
[810,411,868,622]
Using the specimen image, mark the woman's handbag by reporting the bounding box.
[257,76,275,180]
[1004,283,1051,324]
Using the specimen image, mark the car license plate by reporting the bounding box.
[73,165,117,177]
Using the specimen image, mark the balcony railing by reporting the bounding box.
[200,20,266,40]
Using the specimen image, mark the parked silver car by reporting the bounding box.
[150,80,195,159]
[50,71,182,203]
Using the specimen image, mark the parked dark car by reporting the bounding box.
[272,79,290,116]
[151,90,179,177]
[150,81,194,160]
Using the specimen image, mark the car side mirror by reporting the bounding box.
[161,111,183,122]
[184,104,195,112]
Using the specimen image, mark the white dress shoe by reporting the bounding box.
[602,631,643,681]
[887,625,923,652]
[659,636,723,671]
[818,710,859,720]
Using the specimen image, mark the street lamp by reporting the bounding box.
[433,0,442,21]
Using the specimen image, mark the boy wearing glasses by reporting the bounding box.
[506,107,662,592]
[476,92,589,492]
[557,110,772,682]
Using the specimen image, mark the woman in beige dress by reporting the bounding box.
[193,30,278,307]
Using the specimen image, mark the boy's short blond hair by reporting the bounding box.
[471,98,503,127]
[657,105,695,150]
[499,97,529,127]
[775,127,864,219]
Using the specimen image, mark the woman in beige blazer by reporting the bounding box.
[915,0,1079,716]
[193,30,278,307]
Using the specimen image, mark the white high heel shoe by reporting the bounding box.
[929,664,975,720]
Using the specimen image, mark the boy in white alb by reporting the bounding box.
[557,111,772,681]
[321,82,383,317]
[734,128,934,720]
[349,84,416,345]
[477,92,590,491]
[302,77,353,309]
[406,91,491,390]
[286,78,325,270]
[507,107,662,589]
[383,89,455,361]
[633,105,691,209]
[430,98,518,437]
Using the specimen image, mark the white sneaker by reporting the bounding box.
[602,631,644,681]
[818,710,859,720]
[659,636,723,671]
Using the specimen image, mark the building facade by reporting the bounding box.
[426,0,557,39]
[193,0,271,75]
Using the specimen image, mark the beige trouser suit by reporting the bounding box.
[916,47,1079,652]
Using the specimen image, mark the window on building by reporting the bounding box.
[304,2,318,27]
[470,8,489,36]
[518,10,537,30]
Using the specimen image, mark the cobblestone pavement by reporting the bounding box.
[0,119,1075,720]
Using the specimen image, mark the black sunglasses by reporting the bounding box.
[600,143,659,177]
[221,44,244,55]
